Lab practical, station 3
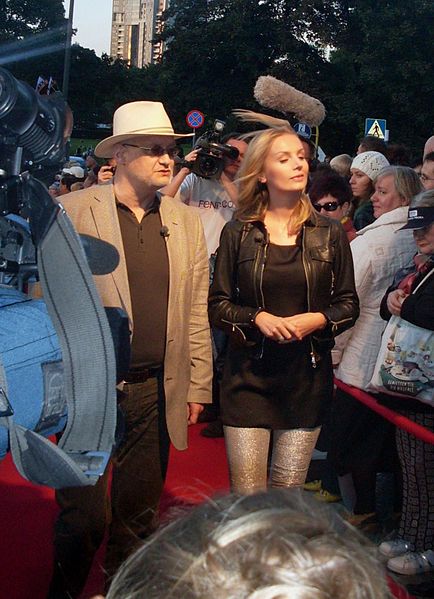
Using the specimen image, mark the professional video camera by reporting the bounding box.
[0,67,122,489]
[183,119,239,180]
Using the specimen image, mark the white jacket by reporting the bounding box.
[335,206,416,390]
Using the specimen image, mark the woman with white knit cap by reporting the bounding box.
[350,151,390,230]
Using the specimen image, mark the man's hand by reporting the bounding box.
[187,402,204,425]
[386,288,407,316]
[183,148,199,165]
[98,165,114,184]
[160,149,198,198]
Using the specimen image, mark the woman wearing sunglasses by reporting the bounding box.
[309,171,356,241]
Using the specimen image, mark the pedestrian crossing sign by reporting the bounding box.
[365,118,387,139]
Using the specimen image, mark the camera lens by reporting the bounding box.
[197,154,220,178]
[225,146,240,161]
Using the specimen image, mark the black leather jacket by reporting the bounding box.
[209,214,359,363]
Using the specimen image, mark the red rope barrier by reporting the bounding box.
[334,378,434,446]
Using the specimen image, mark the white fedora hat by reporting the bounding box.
[95,101,192,158]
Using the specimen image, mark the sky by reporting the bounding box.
[63,0,112,57]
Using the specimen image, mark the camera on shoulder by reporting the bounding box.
[183,119,239,180]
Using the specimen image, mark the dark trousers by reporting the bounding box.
[328,388,398,514]
[396,410,434,552]
[48,375,170,598]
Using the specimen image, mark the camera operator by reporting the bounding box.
[162,132,248,257]
[47,100,212,599]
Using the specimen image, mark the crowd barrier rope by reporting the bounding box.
[334,378,434,446]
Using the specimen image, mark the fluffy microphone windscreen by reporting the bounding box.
[254,76,326,127]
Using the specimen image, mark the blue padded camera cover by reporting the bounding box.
[0,287,66,460]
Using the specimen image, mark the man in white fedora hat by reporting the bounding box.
[48,101,212,598]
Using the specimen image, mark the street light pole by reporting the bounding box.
[62,0,75,101]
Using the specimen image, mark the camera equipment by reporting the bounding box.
[182,119,239,180]
[253,76,326,127]
[0,67,120,489]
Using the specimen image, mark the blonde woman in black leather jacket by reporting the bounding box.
[209,124,359,494]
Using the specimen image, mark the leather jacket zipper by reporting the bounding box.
[330,316,353,335]
[301,225,319,368]
[257,240,267,359]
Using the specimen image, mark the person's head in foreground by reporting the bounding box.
[104,489,392,599]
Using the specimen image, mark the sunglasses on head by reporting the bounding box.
[123,143,180,159]
[312,201,340,212]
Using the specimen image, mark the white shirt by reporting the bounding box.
[180,173,235,256]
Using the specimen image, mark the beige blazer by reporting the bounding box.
[59,183,212,450]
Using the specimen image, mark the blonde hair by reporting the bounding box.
[106,490,391,599]
[374,165,423,206]
[235,127,313,233]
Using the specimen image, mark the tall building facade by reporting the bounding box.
[111,0,169,67]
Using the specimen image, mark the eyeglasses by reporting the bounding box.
[312,201,340,212]
[123,143,180,159]
[418,172,434,183]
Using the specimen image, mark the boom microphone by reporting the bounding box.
[254,76,326,127]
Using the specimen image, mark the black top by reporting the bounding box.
[209,216,359,353]
[263,243,307,317]
[219,239,333,429]
[117,198,169,369]
[210,216,358,429]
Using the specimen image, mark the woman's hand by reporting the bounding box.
[283,312,327,340]
[386,289,408,317]
[254,311,296,342]
[254,311,326,343]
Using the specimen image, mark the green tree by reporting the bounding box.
[156,0,323,131]
[0,0,65,42]
[325,0,434,156]
[155,0,434,157]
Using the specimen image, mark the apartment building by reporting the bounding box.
[110,0,169,67]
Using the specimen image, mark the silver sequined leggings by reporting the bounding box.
[224,426,321,494]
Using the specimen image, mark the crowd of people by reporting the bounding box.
[39,100,434,598]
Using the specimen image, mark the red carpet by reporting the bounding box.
[0,424,411,599]
[0,424,228,599]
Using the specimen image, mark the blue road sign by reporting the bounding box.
[293,122,312,139]
[364,118,387,139]
[186,110,204,129]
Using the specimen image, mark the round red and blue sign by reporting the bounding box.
[186,110,205,129]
